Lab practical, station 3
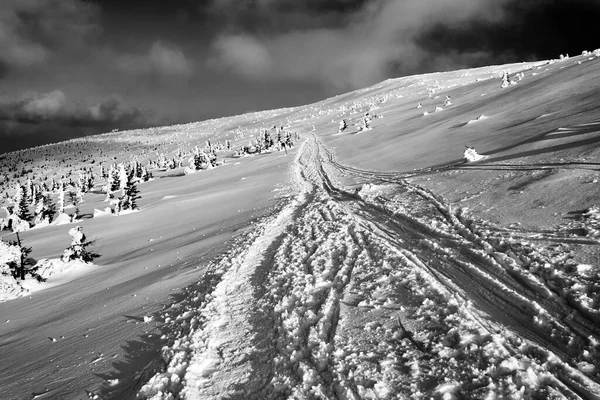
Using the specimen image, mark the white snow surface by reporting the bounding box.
[2,54,600,399]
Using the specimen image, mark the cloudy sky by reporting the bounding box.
[1,0,599,153]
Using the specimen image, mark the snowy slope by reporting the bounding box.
[2,52,600,399]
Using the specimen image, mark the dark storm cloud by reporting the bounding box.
[207,0,511,88]
[204,0,371,31]
[0,91,154,127]
[116,41,194,78]
[0,91,164,153]
[0,0,100,76]
[206,0,600,89]
[416,0,600,63]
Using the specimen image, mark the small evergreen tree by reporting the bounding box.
[33,194,55,225]
[75,182,84,204]
[25,179,33,203]
[119,175,140,211]
[14,184,31,222]
[141,166,151,182]
[62,227,99,263]
[4,234,44,281]
[109,165,120,191]
[29,183,37,206]
[57,181,65,214]
[68,190,78,207]
[118,164,128,191]
[77,174,86,194]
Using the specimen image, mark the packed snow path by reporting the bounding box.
[139,134,600,399]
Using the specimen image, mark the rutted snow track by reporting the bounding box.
[138,135,600,399]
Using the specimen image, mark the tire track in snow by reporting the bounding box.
[309,134,600,398]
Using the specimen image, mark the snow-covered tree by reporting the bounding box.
[157,154,167,169]
[62,226,99,263]
[501,70,511,88]
[1,235,41,281]
[85,171,94,192]
[359,113,372,131]
[118,164,128,191]
[0,239,21,278]
[29,182,37,206]
[13,184,31,222]
[75,182,84,205]
[108,164,120,191]
[25,178,33,204]
[190,149,211,171]
[57,181,65,214]
[118,174,140,212]
[104,184,113,202]
[33,194,55,225]
[140,166,151,182]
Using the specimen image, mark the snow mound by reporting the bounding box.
[93,208,112,218]
[51,213,75,226]
[358,183,394,198]
[464,147,486,162]
[466,115,488,124]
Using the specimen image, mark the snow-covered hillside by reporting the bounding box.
[2,51,600,399]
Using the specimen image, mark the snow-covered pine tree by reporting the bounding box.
[118,164,128,191]
[119,174,140,211]
[33,194,55,225]
[86,171,94,192]
[1,235,42,281]
[68,190,77,208]
[62,226,99,263]
[34,196,46,225]
[75,181,84,204]
[57,181,65,214]
[158,154,167,169]
[77,174,85,194]
[25,179,33,204]
[501,70,510,88]
[29,182,37,206]
[14,184,31,222]
[141,166,151,182]
[109,164,120,191]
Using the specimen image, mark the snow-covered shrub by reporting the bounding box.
[0,237,43,281]
[0,240,21,270]
[62,227,99,263]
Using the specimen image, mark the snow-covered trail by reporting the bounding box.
[139,134,600,399]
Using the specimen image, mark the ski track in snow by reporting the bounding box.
[137,133,600,399]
